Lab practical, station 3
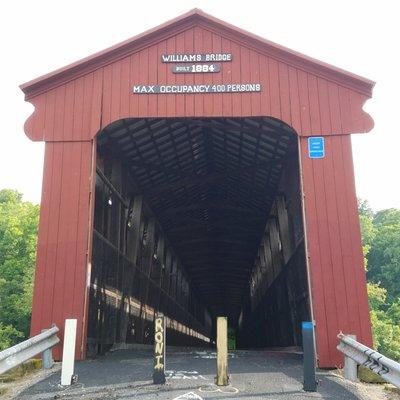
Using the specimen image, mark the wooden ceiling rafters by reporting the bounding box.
[97,116,297,320]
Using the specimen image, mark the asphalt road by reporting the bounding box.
[18,348,366,399]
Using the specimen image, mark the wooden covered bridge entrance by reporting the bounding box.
[21,9,374,368]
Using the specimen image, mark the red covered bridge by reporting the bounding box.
[20,9,374,368]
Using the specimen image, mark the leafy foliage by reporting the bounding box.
[359,200,400,361]
[0,189,39,350]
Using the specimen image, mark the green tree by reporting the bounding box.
[358,199,375,268]
[359,200,400,361]
[367,283,400,361]
[367,209,400,302]
[0,189,39,350]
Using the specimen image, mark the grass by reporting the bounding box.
[0,359,42,383]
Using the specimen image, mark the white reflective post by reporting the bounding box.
[61,319,77,386]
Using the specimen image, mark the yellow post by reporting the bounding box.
[216,316,228,386]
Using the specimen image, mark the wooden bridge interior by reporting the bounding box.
[88,117,311,355]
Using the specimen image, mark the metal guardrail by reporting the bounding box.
[0,325,59,375]
[337,333,400,388]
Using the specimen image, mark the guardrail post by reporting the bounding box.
[153,312,166,384]
[302,321,317,392]
[216,316,228,386]
[343,334,358,381]
[0,326,59,376]
[337,333,400,388]
[41,330,54,369]
[61,319,77,386]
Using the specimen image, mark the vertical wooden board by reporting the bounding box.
[327,82,343,135]
[51,142,78,336]
[330,135,362,336]
[175,32,185,116]
[211,32,223,116]
[119,57,131,118]
[72,77,85,141]
[30,94,46,141]
[81,73,94,140]
[43,89,56,141]
[249,50,261,116]
[102,64,113,127]
[287,66,301,133]
[60,142,83,319]
[299,138,330,365]
[129,54,140,118]
[90,69,103,138]
[297,70,311,134]
[318,86,350,340]
[278,62,291,125]
[157,40,168,117]
[230,40,241,116]
[110,61,122,122]
[166,36,176,117]
[138,48,149,117]
[194,27,204,117]
[200,29,213,116]
[259,55,271,117]
[41,143,64,332]
[239,45,251,116]
[340,136,373,346]
[338,87,352,134]
[148,44,158,116]
[320,136,350,334]
[307,74,321,134]
[309,147,340,365]
[73,141,94,358]
[30,143,54,336]
[184,28,195,116]
[53,86,66,141]
[60,81,75,140]
[221,36,232,117]
[268,58,281,119]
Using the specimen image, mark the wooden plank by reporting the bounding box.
[43,89,56,141]
[340,135,373,346]
[30,143,54,336]
[278,62,291,125]
[240,45,251,116]
[331,135,362,337]
[72,141,93,358]
[184,28,195,116]
[119,57,131,118]
[299,137,330,366]
[72,77,85,140]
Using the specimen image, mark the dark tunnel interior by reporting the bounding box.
[87,117,311,356]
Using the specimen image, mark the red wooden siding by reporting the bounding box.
[24,26,373,143]
[22,11,374,365]
[300,135,372,367]
[30,141,94,359]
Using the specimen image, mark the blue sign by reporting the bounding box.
[302,321,314,330]
[308,137,325,159]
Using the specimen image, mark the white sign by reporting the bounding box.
[161,53,232,63]
[132,83,261,94]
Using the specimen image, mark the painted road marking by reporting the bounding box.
[173,392,204,400]
[199,384,239,394]
[166,370,208,380]
[193,351,237,359]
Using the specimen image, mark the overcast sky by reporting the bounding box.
[1,0,399,211]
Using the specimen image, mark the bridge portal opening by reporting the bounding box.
[88,117,311,356]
